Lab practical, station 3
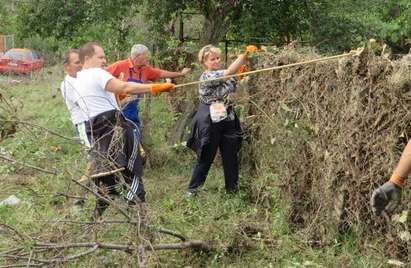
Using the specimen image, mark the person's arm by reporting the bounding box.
[106,78,175,95]
[223,45,257,77]
[391,140,411,182]
[223,54,247,77]
[159,68,191,78]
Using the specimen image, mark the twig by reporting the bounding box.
[70,175,131,220]
[91,167,126,179]
[0,119,77,142]
[0,264,42,268]
[0,254,45,266]
[0,247,24,256]
[148,241,211,252]
[54,192,87,200]
[77,167,126,183]
[0,154,56,175]
[27,250,34,267]
[156,228,186,242]
[47,244,99,263]
[42,219,140,225]
[0,223,31,242]
[41,219,186,241]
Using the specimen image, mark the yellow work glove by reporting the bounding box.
[150,82,176,94]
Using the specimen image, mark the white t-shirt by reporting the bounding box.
[73,68,118,119]
[60,75,88,125]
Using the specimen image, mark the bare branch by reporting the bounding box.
[78,167,126,183]
[54,192,87,200]
[0,154,56,175]
[47,244,99,263]
[156,228,186,242]
[0,119,78,142]
[70,175,131,220]
[0,223,32,242]
[148,241,211,252]
[91,167,126,179]
[35,240,211,252]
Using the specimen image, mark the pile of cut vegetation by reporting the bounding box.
[238,42,411,259]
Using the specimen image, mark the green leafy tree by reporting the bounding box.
[0,0,17,35]
[14,0,144,61]
[229,0,309,45]
[144,0,247,45]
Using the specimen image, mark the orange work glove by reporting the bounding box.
[245,45,258,55]
[237,64,248,80]
[117,72,128,100]
[118,92,128,101]
[150,82,176,94]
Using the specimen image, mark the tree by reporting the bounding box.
[305,0,411,53]
[144,0,247,46]
[0,0,17,35]
[229,0,309,45]
[14,0,144,61]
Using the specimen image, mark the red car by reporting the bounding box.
[0,48,44,74]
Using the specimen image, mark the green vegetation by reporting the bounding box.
[0,70,389,267]
[0,1,410,266]
[1,0,411,58]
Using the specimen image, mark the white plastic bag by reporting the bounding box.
[209,102,227,123]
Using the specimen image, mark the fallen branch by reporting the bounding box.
[35,240,211,252]
[54,192,87,200]
[70,174,131,220]
[0,119,77,142]
[0,154,56,175]
[0,223,32,242]
[77,167,126,183]
[41,219,187,241]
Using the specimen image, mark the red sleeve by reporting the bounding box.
[145,65,162,81]
[105,62,120,78]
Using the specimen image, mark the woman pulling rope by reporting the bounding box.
[185,44,257,196]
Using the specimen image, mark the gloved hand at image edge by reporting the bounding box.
[371,175,404,216]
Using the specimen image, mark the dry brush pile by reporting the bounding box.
[238,43,411,258]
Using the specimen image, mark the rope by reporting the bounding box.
[175,49,361,89]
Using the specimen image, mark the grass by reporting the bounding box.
[0,68,390,267]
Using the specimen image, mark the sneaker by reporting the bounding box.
[185,190,196,198]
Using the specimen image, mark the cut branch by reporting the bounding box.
[35,240,211,252]
[0,119,78,142]
[0,154,57,175]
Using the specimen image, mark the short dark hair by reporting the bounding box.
[79,42,100,64]
[63,49,79,64]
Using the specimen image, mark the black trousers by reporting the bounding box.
[86,110,145,218]
[188,119,241,193]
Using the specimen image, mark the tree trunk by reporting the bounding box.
[199,16,230,45]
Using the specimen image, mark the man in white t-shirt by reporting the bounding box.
[74,42,175,219]
[60,49,90,148]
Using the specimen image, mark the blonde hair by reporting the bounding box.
[198,45,220,64]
